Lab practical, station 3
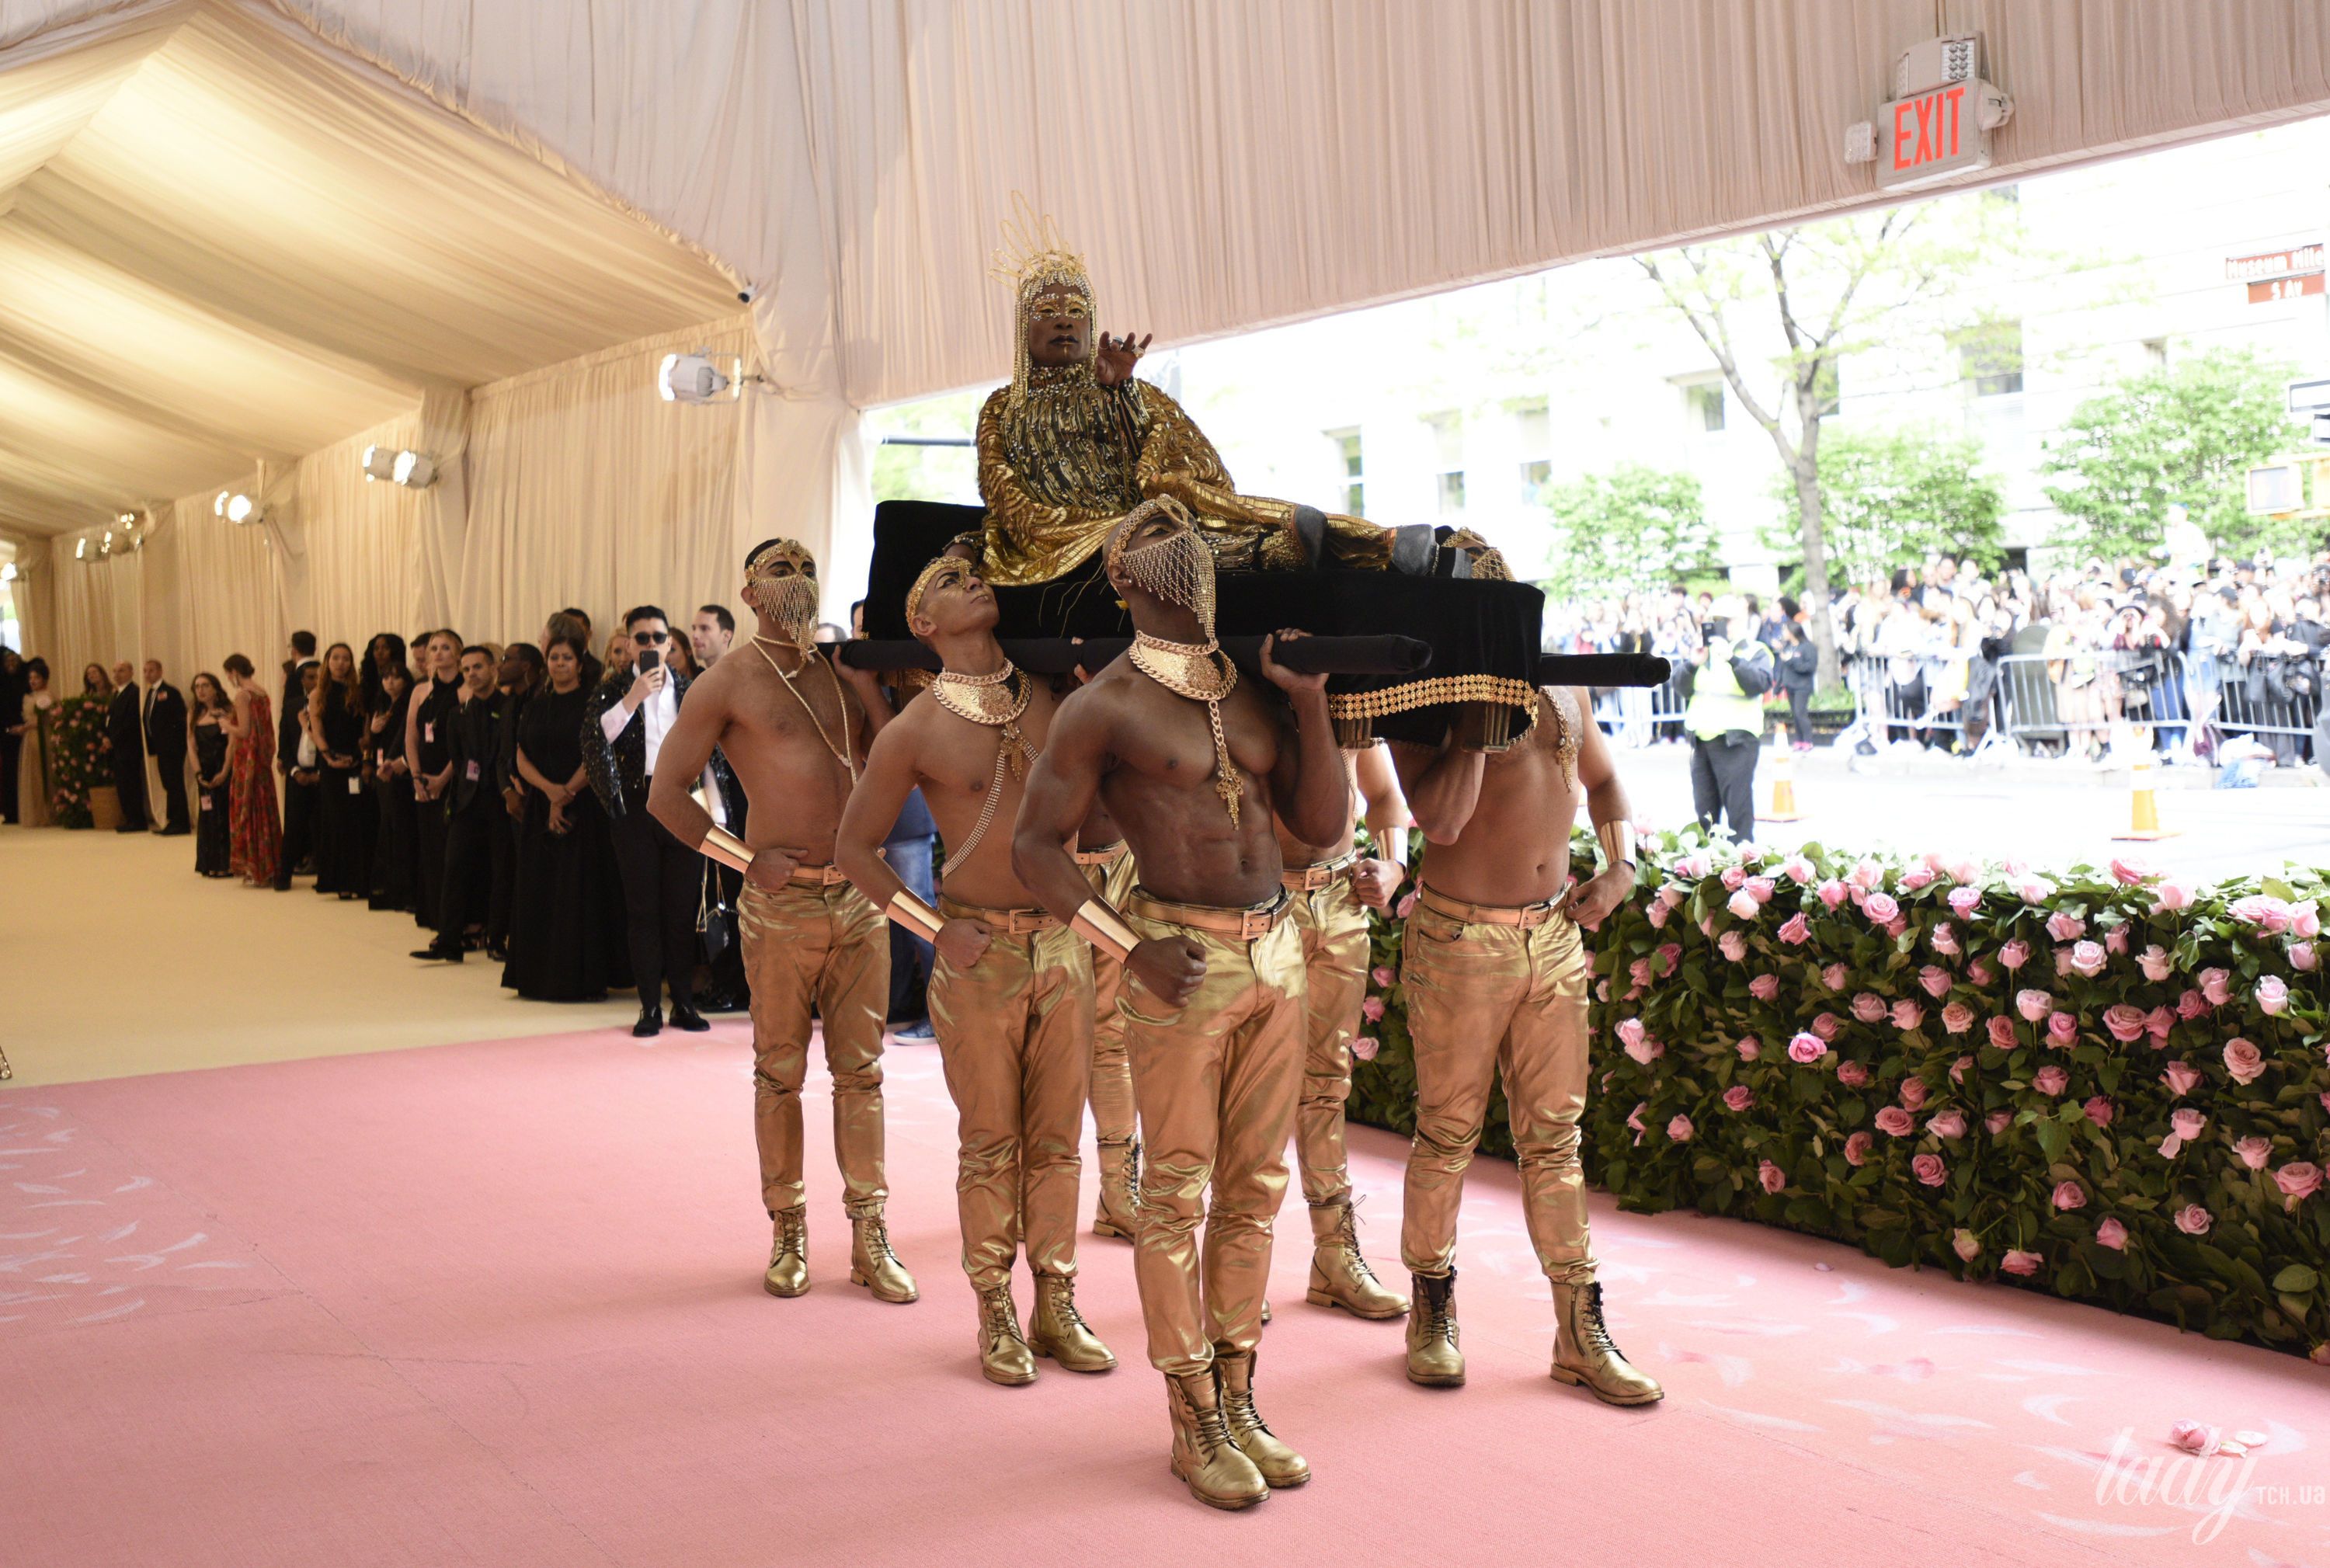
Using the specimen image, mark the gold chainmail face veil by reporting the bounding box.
[1107,496,1218,641]
[743,538,821,653]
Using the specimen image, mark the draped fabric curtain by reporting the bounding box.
[461,318,753,648]
[169,492,285,682]
[297,411,436,648]
[45,537,129,687]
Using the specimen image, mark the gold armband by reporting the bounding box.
[1594,820,1637,874]
[700,824,754,874]
[1072,898,1140,964]
[887,890,944,943]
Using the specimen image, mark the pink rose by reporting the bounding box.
[2101,1004,2147,1045]
[1844,1131,1873,1166]
[1657,943,1683,975]
[1873,1106,1916,1136]
[1890,999,1926,1032]
[2137,944,2172,982]
[2065,940,2106,978]
[2172,1204,2212,1236]
[2222,1038,2266,1085]
[2175,989,2207,1020]
[1810,1012,1841,1041]
[1821,962,1849,991]
[1911,1153,1947,1187]
[1626,1101,1647,1137]
[1616,1017,1647,1048]
[1897,1075,1929,1111]
[1395,892,1417,918]
[1674,852,1711,881]
[2033,1065,2069,1096]
[2082,1096,2114,1128]
[2234,1135,2273,1171]
[1952,1228,1981,1261]
[2109,855,2152,887]
[2144,1005,2175,1044]
[2015,988,2053,1022]
[1864,892,1901,925]
[1361,996,1386,1022]
[2276,1163,2324,1205]
[1660,885,1688,909]
[1727,889,1760,921]
[1847,858,1884,892]
[2050,1180,2086,1211]
[1736,1035,1761,1060]
[1941,1001,1974,1035]
[1946,857,1980,885]
[1351,1035,1379,1061]
[1778,913,1810,946]
[1723,1084,1754,1111]
[1748,973,1781,1002]
[2017,876,2050,905]
[1967,957,1995,986]
[1758,1159,1786,1194]
[1930,922,1961,956]
[2000,940,2032,972]
[1926,1109,1967,1140]
[1744,875,1775,906]
[1721,866,1747,891]
[2293,942,2318,973]
[1852,992,1887,1024]
[2229,895,2293,933]
[1898,867,1936,892]
[1780,854,1815,884]
[1948,1053,1973,1083]
[1817,879,1848,910]
[2104,925,2129,956]
[2257,975,2290,1017]
[2095,1217,2128,1250]
[1985,1109,2013,1135]
[1623,1034,1664,1066]
[1918,965,1953,999]
[2001,1249,2043,1276]
[2170,1108,2207,1141]
[1645,900,1669,929]
[1667,1114,1694,1142]
[1372,965,1396,987]
[1836,1059,1870,1088]
[1786,1032,1828,1065]
[1946,885,1980,916]
[2045,1008,2078,1047]
[2297,902,2323,939]
[1718,930,1748,961]
[1986,1015,2017,1049]
[2199,968,2231,1007]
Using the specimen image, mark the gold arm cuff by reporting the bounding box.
[700,824,754,874]
[1072,898,1140,964]
[887,890,945,943]
[1594,820,1637,872]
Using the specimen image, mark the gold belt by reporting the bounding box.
[1074,840,1130,867]
[938,897,1062,936]
[1417,883,1567,929]
[788,863,852,888]
[1128,888,1293,941]
[1282,848,1358,892]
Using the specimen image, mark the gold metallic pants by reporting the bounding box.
[1398,888,1596,1284]
[928,902,1095,1289]
[1082,849,1139,1150]
[1287,872,1370,1209]
[741,878,891,1219]
[1121,891,1306,1376]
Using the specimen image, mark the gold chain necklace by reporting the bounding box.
[1129,632,1243,825]
[930,660,1039,880]
[751,636,857,784]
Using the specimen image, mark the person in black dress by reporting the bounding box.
[407,630,461,930]
[412,645,503,961]
[190,672,234,876]
[369,660,417,912]
[311,642,367,898]
[503,635,629,1000]
[487,643,544,961]
[274,661,322,889]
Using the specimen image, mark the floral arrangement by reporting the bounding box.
[49,694,111,830]
[1348,826,2328,1358]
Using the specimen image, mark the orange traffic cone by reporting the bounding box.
[1765,747,1805,822]
[2111,756,2180,841]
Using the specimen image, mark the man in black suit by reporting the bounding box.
[0,648,24,823]
[141,658,191,835]
[412,645,503,962]
[106,659,149,832]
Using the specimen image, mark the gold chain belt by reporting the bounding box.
[938,898,1062,935]
[1128,888,1292,941]
[1282,848,1359,892]
[1416,883,1568,929]
[1073,840,1130,867]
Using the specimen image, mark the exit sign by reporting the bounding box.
[1881,80,1990,189]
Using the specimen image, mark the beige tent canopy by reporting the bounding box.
[5,0,2328,679]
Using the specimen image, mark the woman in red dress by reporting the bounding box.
[220,652,282,887]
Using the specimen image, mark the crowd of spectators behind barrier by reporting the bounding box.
[0,603,937,1038]
[1546,547,2330,774]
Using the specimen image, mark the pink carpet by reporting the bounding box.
[5,1025,2327,1566]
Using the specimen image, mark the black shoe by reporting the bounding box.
[116,822,148,833]
[668,1004,711,1033]
[410,944,464,963]
[632,1005,663,1038]
[159,825,190,837]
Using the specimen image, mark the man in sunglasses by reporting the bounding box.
[584,606,728,1038]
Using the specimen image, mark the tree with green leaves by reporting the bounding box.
[1539,464,1717,597]
[1767,427,2005,587]
[2040,347,2298,559]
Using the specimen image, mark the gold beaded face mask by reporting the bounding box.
[743,540,820,652]
[1107,497,1217,640]
[904,555,980,634]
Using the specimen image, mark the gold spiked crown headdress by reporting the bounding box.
[990,193,1094,398]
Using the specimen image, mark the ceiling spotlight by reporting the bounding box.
[226,493,256,524]
[361,444,398,483]
[659,351,739,403]
[116,511,135,525]
[75,538,87,559]
[214,491,229,516]
[391,450,436,488]
[101,531,114,555]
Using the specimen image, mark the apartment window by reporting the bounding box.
[1685,381,1726,432]
[1514,400,1552,505]
[1953,320,2024,397]
[1428,412,1466,516]
[1328,428,1364,517]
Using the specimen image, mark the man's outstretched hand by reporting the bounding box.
[1095,331,1152,388]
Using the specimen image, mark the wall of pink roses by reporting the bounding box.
[1346,828,2328,1358]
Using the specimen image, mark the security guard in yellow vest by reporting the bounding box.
[1682,596,1776,842]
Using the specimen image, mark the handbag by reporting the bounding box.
[697,859,739,965]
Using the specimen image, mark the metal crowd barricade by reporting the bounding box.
[1842,653,1971,746]
[2212,655,2322,742]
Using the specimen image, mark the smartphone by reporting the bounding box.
[638,648,660,672]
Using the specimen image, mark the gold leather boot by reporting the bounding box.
[1213,1349,1308,1488]
[763,1205,808,1298]
[1404,1268,1464,1387]
[848,1212,918,1303]
[1093,1139,1141,1241]
[1304,1199,1407,1320]
[975,1281,1038,1386]
[1028,1274,1117,1372]
[1167,1371,1268,1511]
[1549,1280,1663,1406]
